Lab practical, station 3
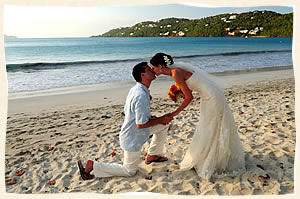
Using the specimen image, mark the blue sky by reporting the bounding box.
[4,4,293,38]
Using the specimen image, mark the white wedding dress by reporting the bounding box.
[171,62,245,180]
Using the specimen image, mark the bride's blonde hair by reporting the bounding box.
[150,52,174,68]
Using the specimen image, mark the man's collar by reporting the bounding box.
[136,82,150,94]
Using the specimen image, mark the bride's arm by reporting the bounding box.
[170,69,193,117]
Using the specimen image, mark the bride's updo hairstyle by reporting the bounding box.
[150,53,174,68]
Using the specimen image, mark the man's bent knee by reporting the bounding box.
[128,169,137,176]
[124,167,138,176]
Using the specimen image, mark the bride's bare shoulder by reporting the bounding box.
[171,68,192,80]
[172,67,187,73]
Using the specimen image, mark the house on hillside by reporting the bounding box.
[228,32,235,36]
[248,30,257,35]
[240,30,248,34]
[229,15,237,20]
[178,31,185,36]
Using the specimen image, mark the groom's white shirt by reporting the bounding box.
[119,82,151,152]
[93,82,169,178]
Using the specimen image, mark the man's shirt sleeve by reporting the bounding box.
[135,95,150,125]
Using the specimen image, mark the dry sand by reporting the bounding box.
[4,67,295,195]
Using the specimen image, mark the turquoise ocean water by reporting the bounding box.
[5,37,292,93]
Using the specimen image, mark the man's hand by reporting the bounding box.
[137,114,173,128]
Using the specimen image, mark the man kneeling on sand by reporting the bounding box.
[78,62,173,180]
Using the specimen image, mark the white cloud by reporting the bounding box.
[179,2,219,8]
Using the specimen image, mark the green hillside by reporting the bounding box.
[93,11,293,37]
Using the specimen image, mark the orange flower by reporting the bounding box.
[47,146,54,151]
[169,94,175,101]
[111,152,116,157]
[168,84,184,102]
[107,151,116,157]
[5,178,16,185]
[170,85,178,93]
[16,169,25,176]
[48,180,56,185]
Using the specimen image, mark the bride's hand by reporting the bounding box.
[160,114,173,124]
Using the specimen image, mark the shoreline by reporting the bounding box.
[8,65,293,99]
[7,65,294,115]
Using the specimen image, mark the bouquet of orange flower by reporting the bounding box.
[168,84,184,102]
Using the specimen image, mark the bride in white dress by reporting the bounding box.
[150,53,245,180]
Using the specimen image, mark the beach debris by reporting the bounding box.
[106,151,116,157]
[145,175,152,180]
[256,164,265,170]
[101,115,111,119]
[48,180,56,185]
[47,146,54,151]
[16,169,25,176]
[258,174,270,180]
[169,141,176,145]
[280,163,284,169]
[271,131,276,133]
[5,178,16,185]
[239,111,244,114]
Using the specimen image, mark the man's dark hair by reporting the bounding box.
[132,62,147,82]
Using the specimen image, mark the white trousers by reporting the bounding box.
[93,124,169,178]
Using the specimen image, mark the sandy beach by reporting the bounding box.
[4,66,295,195]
